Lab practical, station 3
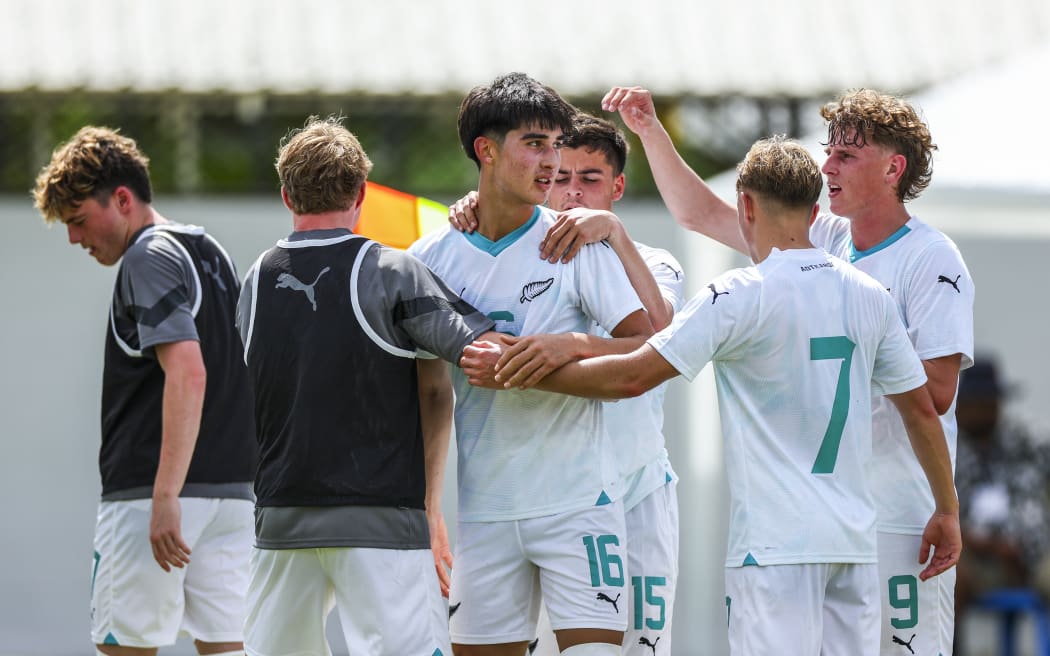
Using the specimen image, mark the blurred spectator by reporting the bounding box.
[955,357,1050,622]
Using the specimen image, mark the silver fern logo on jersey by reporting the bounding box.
[520,278,554,303]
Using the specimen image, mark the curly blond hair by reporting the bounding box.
[821,89,936,202]
[32,126,153,223]
[276,116,373,215]
[736,135,823,209]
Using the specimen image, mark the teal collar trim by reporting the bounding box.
[462,206,540,256]
[849,223,911,263]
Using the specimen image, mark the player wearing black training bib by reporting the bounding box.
[238,116,496,656]
[32,126,257,656]
[102,223,256,500]
[240,232,489,543]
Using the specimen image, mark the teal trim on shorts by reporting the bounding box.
[462,206,540,256]
[595,490,612,506]
[742,552,759,566]
[103,632,119,645]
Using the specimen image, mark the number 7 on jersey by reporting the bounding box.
[809,336,856,474]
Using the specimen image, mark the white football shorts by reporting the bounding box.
[877,530,955,656]
[90,497,253,648]
[449,500,628,644]
[245,546,452,656]
[623,480,678,656]
[725,562,879,656]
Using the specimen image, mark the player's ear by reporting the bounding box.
[885,153,907,185]
[738,190,755,222]
[612,173,625,202]
[475,136,496,165]
[280,186,294,212]
[353,181,367,210]
[112,186,133,214]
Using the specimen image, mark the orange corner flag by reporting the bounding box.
[353,181,448,249]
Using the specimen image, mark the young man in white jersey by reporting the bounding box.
[600,85,974,655]
[408,73,654,656]
[465,136,962,654]
[450,113,685,655]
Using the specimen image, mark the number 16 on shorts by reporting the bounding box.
[583,534,626,614]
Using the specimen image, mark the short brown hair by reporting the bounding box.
[821,89,936,202]
[562,113,629,175]
[276,116,373,215]
[33,126,153,223]
[736,136,822,209]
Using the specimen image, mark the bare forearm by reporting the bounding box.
[418,360,453,512]
[154,349,206,500]
[535,345,678,399]
[637,125,745,253]
[605,226,673,331]
[535,355,649,399]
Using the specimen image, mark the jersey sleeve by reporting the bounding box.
[575,241,645,334]
[369,244,494,363]
[808,213,852,254]
[903,238,975,368]
[871,291,929,396]
[648,269,752,381]
[119,236,200,353]
[639,243,687,312]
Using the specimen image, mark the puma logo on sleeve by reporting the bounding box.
[936,274,961,293]
[707,283,730,304]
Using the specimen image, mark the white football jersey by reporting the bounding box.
[409,206,645,522]
[649,248,927,566]
[810,214,975,532]
[592,243,686,510]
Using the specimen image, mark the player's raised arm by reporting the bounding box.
[602,86,745,253]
